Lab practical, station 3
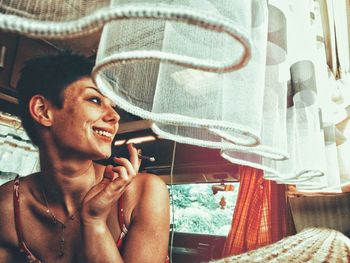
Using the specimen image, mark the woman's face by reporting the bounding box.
[50,77,120,160]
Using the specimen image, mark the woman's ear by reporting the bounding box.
[29,95,54,127]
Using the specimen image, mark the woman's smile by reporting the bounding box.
[92,127,115,142]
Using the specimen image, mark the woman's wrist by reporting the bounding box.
[80,219,122,263]
[81,218,109,234]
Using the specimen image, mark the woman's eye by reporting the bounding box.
[88,97,101,105]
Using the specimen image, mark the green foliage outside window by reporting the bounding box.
[170,183,239,236]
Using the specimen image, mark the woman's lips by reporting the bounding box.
[93,127,114,142]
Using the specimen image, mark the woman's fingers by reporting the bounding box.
[113,144,140,178]
[128,143,141,171]
[113,157,135,178]
[111,165,130,181]
[91,156,137,203]
[81,157,140,224]
[136,149,142,167]
[102,165,114,180]
[100,166,132,196]
[82,144,141,222]
[97,168,134,204]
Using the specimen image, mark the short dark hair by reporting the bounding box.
[17,51,94,145]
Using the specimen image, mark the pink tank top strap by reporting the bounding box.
[116,194,128,249]
[13,175,41,262]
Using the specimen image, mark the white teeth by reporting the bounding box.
[94,129,112,138]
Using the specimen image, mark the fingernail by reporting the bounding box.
[103,172,113,180]
[103,166,113,180]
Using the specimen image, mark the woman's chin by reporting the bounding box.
[91,149,111,160]
[99,151,111,160]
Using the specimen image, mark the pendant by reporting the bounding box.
[59,224,66,258]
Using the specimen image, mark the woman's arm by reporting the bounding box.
[81,220,123,263]
[80,144,140,263]
[80,168,127,263]
[122,174,170,263]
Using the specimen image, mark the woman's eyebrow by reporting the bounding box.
[85,86,103,95]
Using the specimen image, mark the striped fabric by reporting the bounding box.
[222,166,295,257]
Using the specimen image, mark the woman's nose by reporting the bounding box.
[104,105,120,124]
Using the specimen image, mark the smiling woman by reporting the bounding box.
[47,77,120,160]
[0,51,170,263]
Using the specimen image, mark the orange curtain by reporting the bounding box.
[222,165,295,257]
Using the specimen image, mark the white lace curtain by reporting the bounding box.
[222,0,350,192]
[1,0,350,192]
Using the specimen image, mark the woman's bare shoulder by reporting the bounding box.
[0,179,15,209]
[135,172,166,185]
[0,174,37,246]
[124,173,168,213]
[133,173,168,195]
[0,180,17,246]
[127,173,169,229]
[0,174,37,200]
[131,173,169,208]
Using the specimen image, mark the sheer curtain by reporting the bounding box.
[318,0,350,191]
[94,0,350,193]
[319,0,350,79]
[94,0,267,148]
[281,0,350,192]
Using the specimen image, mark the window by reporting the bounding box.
[170,182,239,236]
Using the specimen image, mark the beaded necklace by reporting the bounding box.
[40,178,82,258]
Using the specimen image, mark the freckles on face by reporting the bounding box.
[53,88,89,146]
[62,78,103,121]
[52,77,117,159]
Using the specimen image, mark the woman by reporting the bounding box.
[0,52,170,262]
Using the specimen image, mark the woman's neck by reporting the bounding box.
[38,152,100,217]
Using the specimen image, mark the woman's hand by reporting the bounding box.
[81,143,141,226]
